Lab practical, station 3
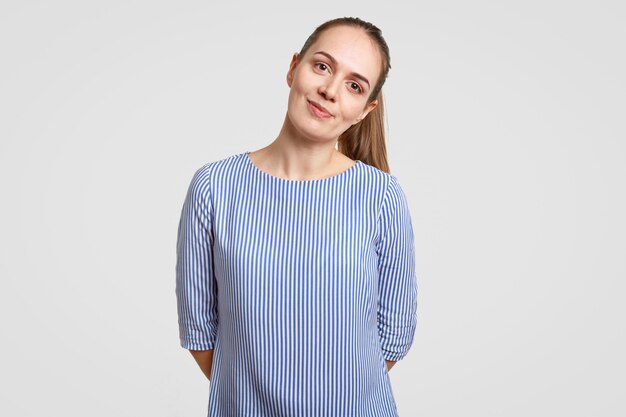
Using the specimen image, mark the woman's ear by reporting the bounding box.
[357,99,378,122]
[286,52,299,87]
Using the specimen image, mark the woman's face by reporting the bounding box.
[286,25,382,143]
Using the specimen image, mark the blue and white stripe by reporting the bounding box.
[176,151,417,417]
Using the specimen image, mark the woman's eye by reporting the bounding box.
[349,82,363,93]
[315,63,329,72]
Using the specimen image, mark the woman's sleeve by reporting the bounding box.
[175,167,218,350]
[375,175,418,361]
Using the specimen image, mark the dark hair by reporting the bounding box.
[296,17,392,172]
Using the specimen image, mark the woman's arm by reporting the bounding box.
[376,176,418,366]
[176,167,219,379]
[386,359,397,371]
[189,349,214,380]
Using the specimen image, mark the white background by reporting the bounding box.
[1,1,624,416]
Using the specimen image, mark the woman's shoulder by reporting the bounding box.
[186,151,247,196]
[192,151,247,177]
[357,159,401,187]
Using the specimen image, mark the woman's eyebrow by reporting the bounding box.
[313,51,371,88]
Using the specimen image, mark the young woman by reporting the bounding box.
[176,16,417,417]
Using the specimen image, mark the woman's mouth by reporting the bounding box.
[307,100,333,119]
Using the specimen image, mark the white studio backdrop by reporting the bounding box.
[0,0,624,416]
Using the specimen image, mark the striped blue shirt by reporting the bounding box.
[176,151,417,417]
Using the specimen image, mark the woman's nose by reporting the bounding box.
[318,78,339,101]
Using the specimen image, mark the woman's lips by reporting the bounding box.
[307,100,333,118]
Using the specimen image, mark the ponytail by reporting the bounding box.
[337,89,389,173]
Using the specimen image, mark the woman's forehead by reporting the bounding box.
[306,26,381,80]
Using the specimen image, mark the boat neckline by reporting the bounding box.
[243,151,361,183]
